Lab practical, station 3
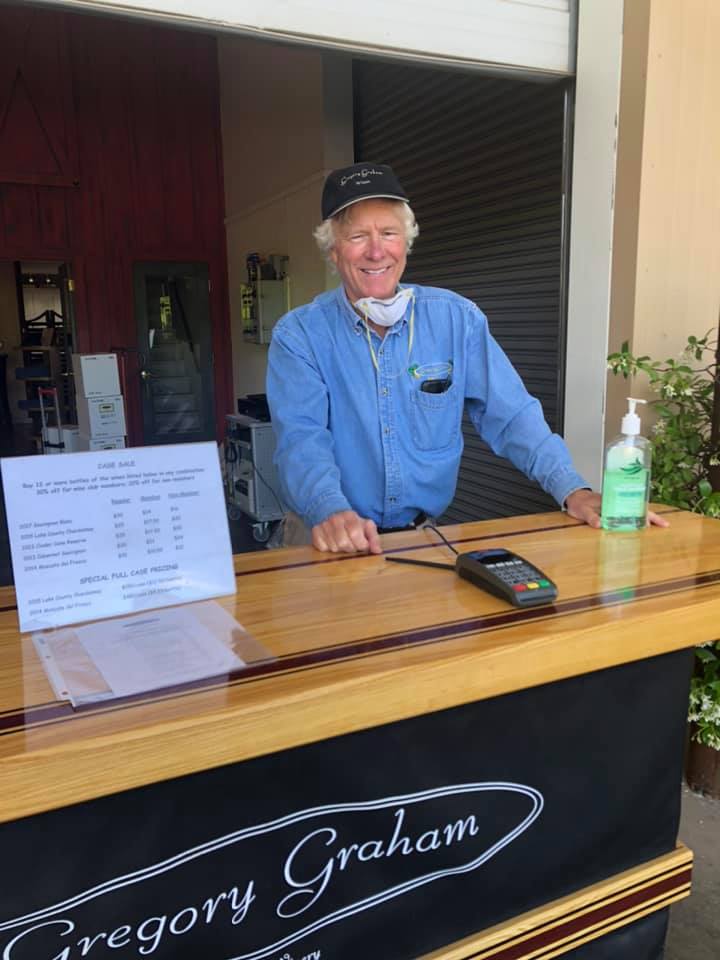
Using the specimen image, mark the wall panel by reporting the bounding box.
[608,0,720,440]
[126,29,167,254]
[0,4,78,186]
[35,187,71,253]
[0,184,38,254]
[0,3,231,442]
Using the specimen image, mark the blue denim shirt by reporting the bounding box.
[266,284,588,528]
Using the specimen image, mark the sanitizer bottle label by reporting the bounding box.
[601,448,650,531]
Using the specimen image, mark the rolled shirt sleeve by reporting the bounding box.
[464,307,589,507]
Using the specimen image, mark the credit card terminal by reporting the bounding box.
[455,548,557,607]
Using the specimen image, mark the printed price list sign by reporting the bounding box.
[1,442,236,631]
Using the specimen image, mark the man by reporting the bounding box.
[267,162,666,553]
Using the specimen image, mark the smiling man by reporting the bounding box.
[266,163,663,553]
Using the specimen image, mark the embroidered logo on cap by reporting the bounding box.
[340,167,384,187]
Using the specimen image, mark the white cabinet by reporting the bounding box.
[240,277,290,345]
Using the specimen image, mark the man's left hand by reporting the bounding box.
[564,489,670,529]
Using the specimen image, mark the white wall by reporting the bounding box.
[564,0,625,489]
[224,175,326,396]
[51,1,575,75]
[218,38,353,399]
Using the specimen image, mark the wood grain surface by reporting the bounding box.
[419,844,692,959]
[1,508,719,823]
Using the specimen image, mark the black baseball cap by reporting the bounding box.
[321,163,408,220]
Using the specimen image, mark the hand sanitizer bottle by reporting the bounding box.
[601,397,652,531]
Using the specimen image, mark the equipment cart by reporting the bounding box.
[224,413,284,542]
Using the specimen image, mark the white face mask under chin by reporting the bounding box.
[354,288,413,327]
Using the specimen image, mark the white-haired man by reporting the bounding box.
[267,163,666,553]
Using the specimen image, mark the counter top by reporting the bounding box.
[2,507,719,822]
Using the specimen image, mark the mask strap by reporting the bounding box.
[362,296,415,375]
[363,318,380,372]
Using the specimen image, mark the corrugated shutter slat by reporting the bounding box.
[353,59,569,522]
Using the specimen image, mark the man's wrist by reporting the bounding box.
[562,487,592,512]
[307,494,353,528]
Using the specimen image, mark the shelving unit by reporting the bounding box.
[15,309,75,434]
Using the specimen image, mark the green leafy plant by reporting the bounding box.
[607,331,720,516]
[688,642,720,751]
[608,331,720,751]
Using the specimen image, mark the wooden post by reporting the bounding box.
[710,308,720,493]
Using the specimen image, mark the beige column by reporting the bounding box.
[608,0,720,439]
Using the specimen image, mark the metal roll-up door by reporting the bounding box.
[354,59,571,522]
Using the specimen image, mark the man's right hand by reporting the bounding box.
[312,510,383,554]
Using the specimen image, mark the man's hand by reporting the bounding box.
[564,489,669,529]
[311,510,383,554]
[564,489,603,528]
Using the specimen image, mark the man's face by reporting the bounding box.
[329,199,408,303]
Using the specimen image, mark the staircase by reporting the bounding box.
[145,329,206,438]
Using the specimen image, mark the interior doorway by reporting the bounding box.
[0,259,75,457]
[132,261,216,446]
[0,258,76,586]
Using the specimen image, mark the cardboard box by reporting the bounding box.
[77,434,127,451]
[42,426,81,454]
[72,353,121,398]
[77,395,127,438]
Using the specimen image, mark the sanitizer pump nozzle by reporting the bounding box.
[621,397,647,436]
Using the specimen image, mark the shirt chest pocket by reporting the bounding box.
[409,382,461,452]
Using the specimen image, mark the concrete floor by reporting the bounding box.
[665,786,720,959]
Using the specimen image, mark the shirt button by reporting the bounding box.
[382,388,389,396]
[384,427,390,435]
[389,496,397,503]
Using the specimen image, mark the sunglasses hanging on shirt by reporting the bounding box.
[409,360,453,394]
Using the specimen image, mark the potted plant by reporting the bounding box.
[608,328,720,796]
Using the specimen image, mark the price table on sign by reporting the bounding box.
[1,442,236,632]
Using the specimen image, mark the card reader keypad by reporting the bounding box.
[460,550,558,606]
[482,557,551,593]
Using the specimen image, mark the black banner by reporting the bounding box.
[0,649,692,960]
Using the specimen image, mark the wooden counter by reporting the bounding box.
[2,507,718,822]
[1,508,717,960]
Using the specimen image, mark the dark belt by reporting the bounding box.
[377,511,428,535]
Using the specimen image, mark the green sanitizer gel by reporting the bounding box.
[601,397,652,531]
